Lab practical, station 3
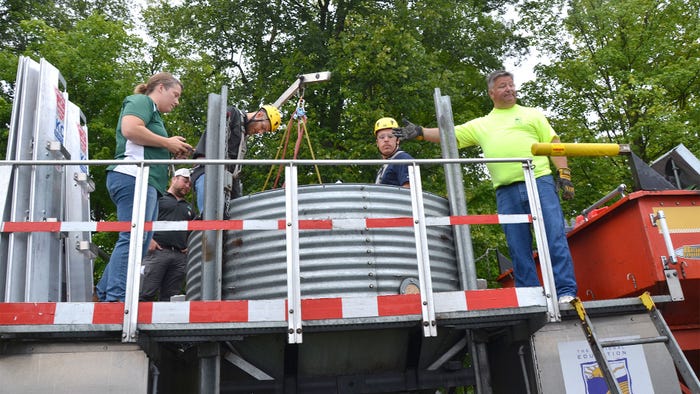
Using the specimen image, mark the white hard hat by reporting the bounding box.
[174,168,191,178]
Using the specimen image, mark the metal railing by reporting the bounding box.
[0,155,561,343]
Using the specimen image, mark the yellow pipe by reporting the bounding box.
[531,143,630,157]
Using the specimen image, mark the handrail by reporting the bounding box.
[580,184,626,220]
[0,156,560,343]
[0,157,534,167]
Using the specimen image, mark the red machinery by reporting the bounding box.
[497,188,700,375]
[567,190,700,372]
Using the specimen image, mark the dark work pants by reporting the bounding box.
[140,248,187,301]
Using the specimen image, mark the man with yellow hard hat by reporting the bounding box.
[191,105,281,212]
[373,117,414,188]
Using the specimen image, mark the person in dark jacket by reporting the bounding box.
[191,105,281,213]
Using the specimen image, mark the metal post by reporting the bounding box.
[433,88,491,394]
[408,165,437,337]
[122,164,149,342]
[198,342,220,394]
[433,89,476,289]
[521,162,560,321]
[199,87,227,394]
[202,87,227,300]
[285,165,303,344]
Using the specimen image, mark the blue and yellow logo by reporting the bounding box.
[581,358,631,394]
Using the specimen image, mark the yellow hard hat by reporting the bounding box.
[373,117,398,135]
[261,105,281,132]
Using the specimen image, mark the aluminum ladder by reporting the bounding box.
[571,292,700,394]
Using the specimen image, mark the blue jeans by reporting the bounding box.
[96,171,159,301]
[195,174,205,213]
[495,175,577,297]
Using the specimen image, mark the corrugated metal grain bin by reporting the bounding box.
[187,183,460,300]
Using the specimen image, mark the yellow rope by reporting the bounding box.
[262,97,323,190]
[262,116,294,191]
[300,118,323,184]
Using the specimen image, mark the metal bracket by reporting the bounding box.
[43,217,63,240]
[46,140,71,160]
[272,71,331,109]
[73,172,95,193]
[664,269,684,301]
[650,211,684,301]
[76,240,99,259]
[222,170,234,195]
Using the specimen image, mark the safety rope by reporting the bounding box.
[262,115,294,191]
[263,95,323,190]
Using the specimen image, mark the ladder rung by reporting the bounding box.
[600,336,668,348]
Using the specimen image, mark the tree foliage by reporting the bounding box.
[6,0,697,285]
[0,1,145,274]
[139,0,524,189]
[135,0,525,280]
[518,0,700,215]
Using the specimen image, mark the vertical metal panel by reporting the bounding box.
[5,57,91,302]
[201,88,226,302]
[63,101,93,301]
[188,183,459,300]
[0,166,12,300]
[5,56,40,301]
[0,55,29,301]
[26,58,66,301]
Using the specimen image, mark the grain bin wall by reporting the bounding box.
[187,183,460,300]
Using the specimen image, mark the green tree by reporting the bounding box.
[0,0,131,152]
[144,0,525,187]
[519,0,700,215]
[16,13,146,219]
[143,0,525,284]
[0,6,147,278]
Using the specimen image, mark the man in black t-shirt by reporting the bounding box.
[140,168,196,301]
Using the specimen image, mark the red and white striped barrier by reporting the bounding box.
[0,287,544,326]
[0,214,532,233]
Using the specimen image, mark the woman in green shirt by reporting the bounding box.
[96,72,192,302]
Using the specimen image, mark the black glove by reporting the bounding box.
[392,118,424,141]
[556,167,575,200]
